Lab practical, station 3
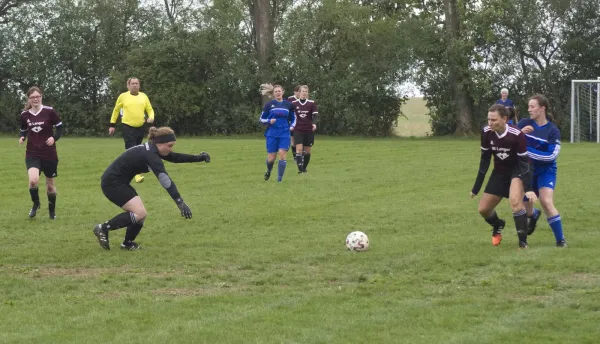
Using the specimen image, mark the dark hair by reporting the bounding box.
[293,85,301,92]
[529,94,554,122]
[24,86,43,111]
[507,107,518,122]
[488,104,509,118]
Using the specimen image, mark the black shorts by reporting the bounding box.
[123,124,146,149]
[484,168,521,198]
[293,132,314,147]
[26,157,58,178]
[101,182,138,208]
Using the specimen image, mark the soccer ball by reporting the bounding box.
[346,231,369,251]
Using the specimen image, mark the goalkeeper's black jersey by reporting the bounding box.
[101,142,203,201]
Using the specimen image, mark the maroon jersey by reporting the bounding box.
[481,124,527,173]
[292,99,318,133]
[287,95,298,102]
[20,106,62,161]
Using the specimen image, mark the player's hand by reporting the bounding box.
[312,124,317,132]
[19,137,25,145]
[290,126,295,131]
[46,137,55,146]
[176,200,192,219]
[147,118,154,124]
[525,191,538,203]
[269,119,276,124]
[521,125,534,134]
[108,127,115,136]
[469,191,476,199]
[199,152,210,163]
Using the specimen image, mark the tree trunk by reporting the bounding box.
[443,0,474,135]
[249,0,275,105]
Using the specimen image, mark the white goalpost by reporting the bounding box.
[570,78,600,143]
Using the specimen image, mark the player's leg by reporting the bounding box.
[265,137,277,181]
[480,170,509,246]
[120,196,148,250]
[290,133,296,156]
[42,160,58,219]
[537,171,565,246]
[525,175,541,235]
[293,132,304,173]
[302,133,314,172]
[94,184,143,250]
[277,136,290,182]
[25,157,41,218]
[509,177,528,248]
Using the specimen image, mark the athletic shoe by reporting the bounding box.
[527,209,540,235]
[28,202,40,218]
[491,219,505,246]
[264,171,271,181]
[135,174,145,183]
[519,241,529,249]
[120,242,141,250]
[93,224,110,250]
[556,239,568,248]
[49,210,56,220]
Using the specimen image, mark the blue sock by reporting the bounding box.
[548,214,564,241]
[277,160,287,181]
[530,208,540,220]
[266,159,274,173]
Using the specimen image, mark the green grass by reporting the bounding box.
[1,136,600,343]
[396,97,430,137]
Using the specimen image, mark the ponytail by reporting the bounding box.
[260,84,274,98]
[147,126,158,141]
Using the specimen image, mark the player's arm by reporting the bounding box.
[259,103,271,125]
[147,153,192,218]
[109,94,124,127]
[19,114,28,140]
[312,103,319,124]
[526,128,561,162]
[144,94,155,121]
[516,133,533,192]
[51,110,65,141]
[161,152,210,163]
[471,150,491,195]
[288,105,296,129]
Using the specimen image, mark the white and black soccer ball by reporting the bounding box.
[346,231,369,251]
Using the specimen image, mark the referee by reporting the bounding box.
[109,77,155,183]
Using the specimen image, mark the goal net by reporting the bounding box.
[571,79,600,143]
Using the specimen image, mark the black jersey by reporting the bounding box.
[101,142,203,201]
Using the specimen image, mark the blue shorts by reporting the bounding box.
[532,170,557,194]
[266,136,290,153]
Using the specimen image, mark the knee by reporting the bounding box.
[29,178,39,188]
[478,205,490,217]
[46,184,56,194]
[508,196,523,211]
[278,152,287,160]
[540,196,554,211]
[135,209,148,222]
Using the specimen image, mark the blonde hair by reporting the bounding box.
[24,86,43,111]
[260,83,283,98]
[300,85,309,92]
[148,126,175,142]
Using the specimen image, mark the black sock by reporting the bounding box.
[48,192,56,212]
[484,211,503,227]
[303,153,311,170]
[295,153,304,172]
[124,222,144,243]
[29,187,40,205]
[291,145,296,155]
[513,209,528,243]
[102,212,136,231]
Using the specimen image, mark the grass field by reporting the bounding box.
[1,136,600,343]
[396,97,430,137]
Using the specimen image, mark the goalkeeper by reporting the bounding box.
[93,126,210,251]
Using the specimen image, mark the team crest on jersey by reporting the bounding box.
[496,152,509,160]
[31,126,43,133]
[490,140,494,145]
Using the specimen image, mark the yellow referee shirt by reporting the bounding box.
[110,92,155,128]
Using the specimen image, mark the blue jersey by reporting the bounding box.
[260,100,296,138]
[517,118,560,174]
[496,98,514,108]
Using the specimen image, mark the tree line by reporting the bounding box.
[1,0,599,137]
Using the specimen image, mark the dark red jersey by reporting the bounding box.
[20,106,63,161]
[291,99,318,133]
[481,124,527,173]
